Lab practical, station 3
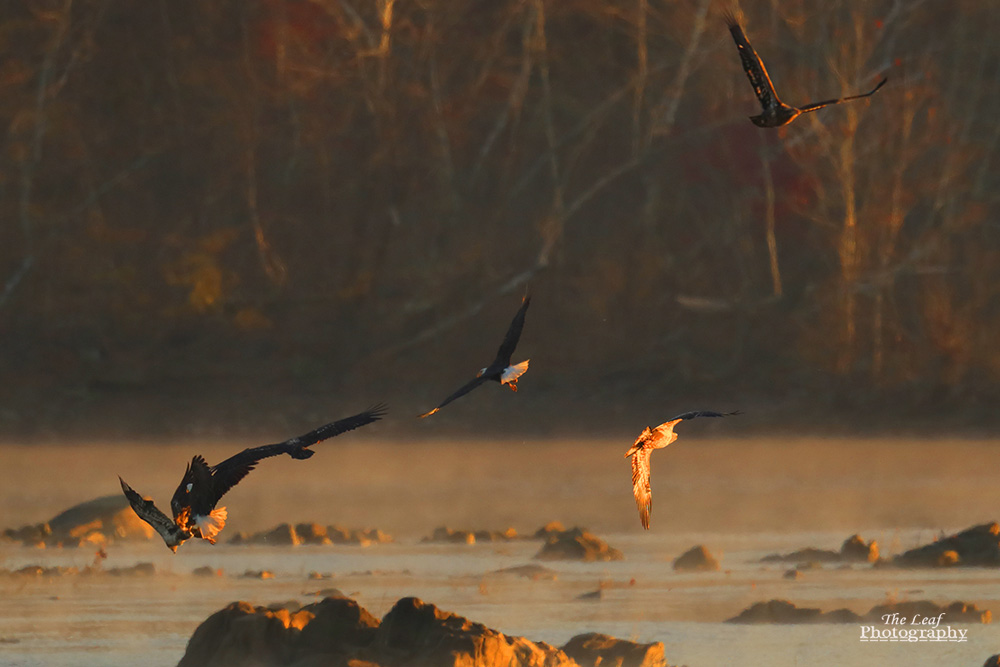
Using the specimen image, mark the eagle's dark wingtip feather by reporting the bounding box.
[366,402,389,420]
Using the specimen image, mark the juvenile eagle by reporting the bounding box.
[419,295,531,418]
[119,405,386,551]
[725,11,886,128]
[625,410,740,529]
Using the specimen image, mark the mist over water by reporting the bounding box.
[2,438,998,666]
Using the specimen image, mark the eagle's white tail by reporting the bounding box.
[501,359,529,385]
[195,507,228,543]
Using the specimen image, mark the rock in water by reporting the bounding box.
[534,527,624,562]
[178,601,313,667]
[893,522,1000,568]
[376,597,572,666]
[178,595,675,666]
[672,545,720,572]
[561,632,666,667]
[840,535,879,562]
[296,596,380,656]
[727,599,863,624]
[4,495,154,547]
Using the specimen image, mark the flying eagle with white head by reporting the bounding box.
[419,295,531,418]
[119,405,386,551]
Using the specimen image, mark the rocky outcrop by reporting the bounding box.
[840,534,879,562]
[3,495,153,548]
[760,534,878,565]
[533,522,566,539]
[892,522,1000,568]
[561,633,665,667]
[228,523,392,547]
[534,528,623,562]
[177,601,315,667]
[376,596,570,666]
[672,545,720,572]
[727,598,991,624]
[178,595,668,667]
[421,526,519,544]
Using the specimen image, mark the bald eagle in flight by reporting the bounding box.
[625,410,740,529]
[725,11,886,128]
[419,295,531,418]
[119,405,386,551]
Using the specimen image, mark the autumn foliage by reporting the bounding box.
[0,0,997,435]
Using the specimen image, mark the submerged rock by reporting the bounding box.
[534,527,624,562]
[672,545,720,572]
[892,523,1000,568]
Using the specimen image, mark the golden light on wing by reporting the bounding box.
[631,447,653,530]
[652,418,682,442]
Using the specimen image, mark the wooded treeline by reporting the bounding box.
[1,0,998,436]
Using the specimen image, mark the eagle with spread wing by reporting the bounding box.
[725,11,886,128]
[119,405,386,551]
[625,410,740,529]
[419,295,531,418]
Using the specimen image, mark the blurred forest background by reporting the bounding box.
[1,0,998,439]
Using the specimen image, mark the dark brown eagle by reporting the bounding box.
[625,410,740,529]
[725,11,886,128]
[419,295,531,418]
[119,405,386,551]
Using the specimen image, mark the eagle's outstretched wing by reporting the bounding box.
[724,12,782,113]
[666,410,742,422]
[491,295,531,368]
[120,477,185,545]
[649,410,740,443]
[798,77,888,113]
[419,376,488,418]
[210,405,388,500]
[630,447,653,530]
